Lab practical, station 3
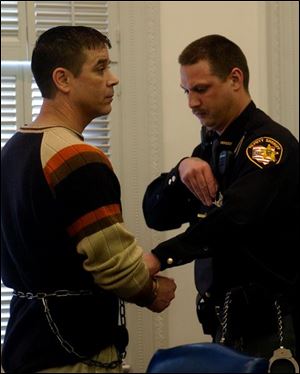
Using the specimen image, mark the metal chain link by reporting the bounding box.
[119,299,127,362]
[215,292,292,357]
[119,299,126,331]
[13,289,93,299]
[218,290,232,344]
[218,293,288,349]
[269,299,300,373]
[14,289,126,369]
[274,300,284,347]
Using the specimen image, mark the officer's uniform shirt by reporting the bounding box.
[142,101,299,300]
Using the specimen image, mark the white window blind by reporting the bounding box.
[31,79,43,121]
[1,1,27,59]
[1,283,12,343]
[1,72,22,349]
[33,1,109,34]
[1,1,19,38]
[1,75,17,148]
[1,0,118,345]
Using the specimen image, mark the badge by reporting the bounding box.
[246,137,283,169]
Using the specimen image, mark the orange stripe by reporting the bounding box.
[45,144,111,173]
[44,166,53,188]
[67,204,121,237]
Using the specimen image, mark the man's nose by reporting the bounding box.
[108,71,119,86]
[188,92,201,109]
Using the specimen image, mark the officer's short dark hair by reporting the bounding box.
[31,26,111,99]
[178,34,249,92]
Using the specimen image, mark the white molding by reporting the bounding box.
[1,1,28,60]
[266,1,299,139]
[118,2,167,372]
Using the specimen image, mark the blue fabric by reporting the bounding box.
[146,343,268,373]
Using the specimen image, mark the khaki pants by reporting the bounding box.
[37,346,123,373]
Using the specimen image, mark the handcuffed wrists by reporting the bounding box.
[151,277,159,300]
[127,276,159,307]
[140,277,159,307]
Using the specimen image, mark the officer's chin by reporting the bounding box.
[196,115,210,128]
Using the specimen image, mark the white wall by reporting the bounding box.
[158,0,269,348]
[160,1,268,168]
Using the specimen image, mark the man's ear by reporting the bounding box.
[230,67,243,91]
[52,67,72,93]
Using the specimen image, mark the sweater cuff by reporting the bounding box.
[125,276,157,307]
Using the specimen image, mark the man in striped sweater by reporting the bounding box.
[1,26,176,373]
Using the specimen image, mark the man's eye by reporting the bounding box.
[195,87,207,93]
[97,64,111,74]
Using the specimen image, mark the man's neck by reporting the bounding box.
[30,98,86,134]
[216,95,251,135]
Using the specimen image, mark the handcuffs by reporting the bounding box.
[268,300,299,373]
[217,291,299,373]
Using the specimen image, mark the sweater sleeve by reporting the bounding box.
[41,127,152,302]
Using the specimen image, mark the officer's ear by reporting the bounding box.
[229,68,243,91]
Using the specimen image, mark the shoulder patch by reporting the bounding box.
[246,137,283,169]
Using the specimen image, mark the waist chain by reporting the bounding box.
[13,289,126,369]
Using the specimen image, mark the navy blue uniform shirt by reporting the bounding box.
[143,101,299,299]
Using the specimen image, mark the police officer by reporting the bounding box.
[142,35,299,371]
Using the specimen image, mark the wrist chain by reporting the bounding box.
[13,289,127,369]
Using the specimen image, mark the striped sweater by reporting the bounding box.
[1,125,151,373]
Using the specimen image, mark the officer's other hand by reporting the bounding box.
[178,157,218,206]
[147,275,176,313]
[143,252,161,276]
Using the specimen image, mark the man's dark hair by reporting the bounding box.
[31,26,111,98]
[179,34,249,91]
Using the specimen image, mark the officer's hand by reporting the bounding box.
[143,252,161,276]
[178,157,218,206]
[147,275,176,313]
